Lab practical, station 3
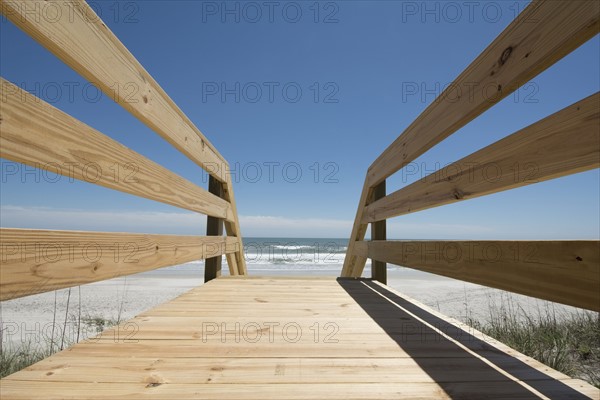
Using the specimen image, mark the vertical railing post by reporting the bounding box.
[341,175,373,278]
[221,173,247,276]
[371,180,386,284]
[205,175,224,282]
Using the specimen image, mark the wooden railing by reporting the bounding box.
[342,0,600,312]
[0,0,247,301]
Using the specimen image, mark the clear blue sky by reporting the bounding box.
[1,1,599,239]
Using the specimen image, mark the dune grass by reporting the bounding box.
[0,314,118,379]
[1,285,121,379]
[466,294,600,388]
[0,341,52,379]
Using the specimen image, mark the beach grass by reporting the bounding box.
[1,283,128,379]
[0,314,117,379]
[0,341,52,378]
[466,294,600,388]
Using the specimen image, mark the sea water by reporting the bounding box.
[148,237,353,276]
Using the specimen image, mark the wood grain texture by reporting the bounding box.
[0,0,228,181]
[341,177,372,277]
[205,176,224,281]
[367,0,599,187]
[0,229,238,300]
[6,356,572,384]
[363,93,600,223]
[357,240,600,311]
[222,175,246,275]
[370,181,387,284]
[1,277,597,399]
[0,79,233,221]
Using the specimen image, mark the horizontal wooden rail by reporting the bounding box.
[367,0,599,187]
[355,240,600,311]
[0,229,240,301]
[363,93,600,223]
[0,0,228,182]
[342,0,600,277]
[0,79,233,222]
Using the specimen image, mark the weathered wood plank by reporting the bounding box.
[0,381,515,400]
[0,79,233,221]
[0,0,228,181]
[363,93,600,223]
[367,0,600,187]
[370,181,387,283]
[1,278,597,399]
[0,357,520,383]
[222,175,246,275]
[204,176,224,281]
[367,280,600,399]
[6,356,574,384]
[341,177,372,277]
[2,380,597,400]
[359,240,600,311]
[0,229,238,300]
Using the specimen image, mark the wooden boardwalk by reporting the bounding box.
[1,277,597,399]
[1,1,599,398]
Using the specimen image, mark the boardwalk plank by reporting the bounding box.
[1,277,597,399]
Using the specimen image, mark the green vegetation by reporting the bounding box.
[0,341,52,379]
[466,295,600,388]
[1,285,126,379]
[0,314,117,379]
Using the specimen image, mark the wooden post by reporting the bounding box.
[205,176,224,282]
[221,173,247,275]
[371,180,386,284]
[341,176,373,278]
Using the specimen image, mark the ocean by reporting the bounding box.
[152,237,354,276]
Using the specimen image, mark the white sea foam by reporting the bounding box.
[272,245,314,250]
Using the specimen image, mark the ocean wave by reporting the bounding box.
[154,256,368,275]
[183,256,345,267]
[272,245,314,250]
[247,264,342,271]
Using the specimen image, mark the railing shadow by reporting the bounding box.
[337,278,589,399]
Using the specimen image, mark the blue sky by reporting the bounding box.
[1,1,599,239]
